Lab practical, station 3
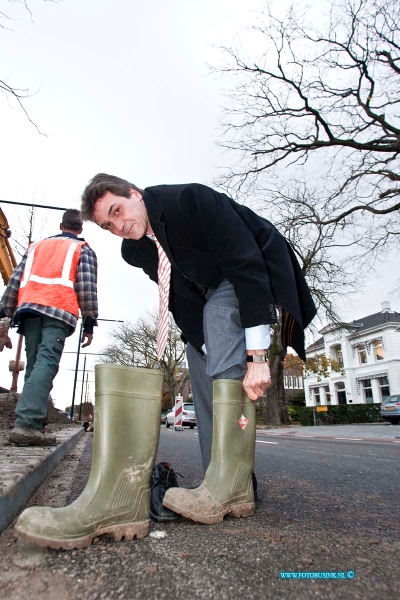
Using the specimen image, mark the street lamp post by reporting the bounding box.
[78,354,87,421]
[70,322,83,420]
[70,317,123,420]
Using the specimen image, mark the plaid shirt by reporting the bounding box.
[0,233,98,334]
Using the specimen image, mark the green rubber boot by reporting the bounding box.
[15,364,163,549]
[163,379,256,524]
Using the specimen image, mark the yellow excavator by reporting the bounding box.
[0,207,23,391]
[0,207,17,285]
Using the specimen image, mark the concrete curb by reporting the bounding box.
[0,427,84,534]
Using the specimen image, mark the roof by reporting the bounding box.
[349,310,400,332]
[305,310,400,352]
[305,336,324,352]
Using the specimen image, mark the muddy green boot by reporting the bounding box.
[15,364,163,549]
[163,379,255,524]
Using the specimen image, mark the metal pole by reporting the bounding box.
[84,372,89,407]
[70,321,83,420]
[69,318,123,419]
[79,354,87,421]
[0,199,68,211]
[10,334,24,392]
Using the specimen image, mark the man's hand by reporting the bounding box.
[81,332,93,348]
[243,361,271,401]
[0,336,12,352]
[0,318,11,338]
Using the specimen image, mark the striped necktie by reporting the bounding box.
[152,235,171,360]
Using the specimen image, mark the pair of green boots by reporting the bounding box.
[15,365,256,549]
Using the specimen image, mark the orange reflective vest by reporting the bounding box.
[18,237,87,317]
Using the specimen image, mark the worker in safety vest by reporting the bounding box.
[0,209,98,446]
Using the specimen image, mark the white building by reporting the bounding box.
[304,302,400,407]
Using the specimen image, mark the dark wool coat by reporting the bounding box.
[121,183,316,360]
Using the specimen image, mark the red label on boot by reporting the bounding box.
[238,415,249,430]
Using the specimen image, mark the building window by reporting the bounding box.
[323,386,331,403]
[362,379,374,404]
[284,376,288,388]
[335,347,344,367]
[358,345,368,364]
[312,388,321,404]
[378,376,390,401]
[335,382,346,405]
[373,340,384,361]
[288,376,293,388]
[293,376,299,388]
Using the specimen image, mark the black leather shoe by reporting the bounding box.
[252,472,258,498]
[150,462,182,521]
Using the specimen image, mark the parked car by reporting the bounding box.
[165,403,196,429]
[380,395,400,424]
[160,412,168,425]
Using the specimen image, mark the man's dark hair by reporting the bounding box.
[61,209,83,232]
[80,173,144,221]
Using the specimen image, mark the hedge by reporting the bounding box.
[288,404,382,426]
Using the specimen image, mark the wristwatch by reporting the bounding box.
[246,353,269,363]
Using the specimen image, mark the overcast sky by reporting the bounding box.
[0,0,398,410]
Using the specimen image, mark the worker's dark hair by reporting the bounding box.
[80,173,144,221]
[61,209,83,232]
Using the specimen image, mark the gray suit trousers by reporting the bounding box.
[186,279,247,472]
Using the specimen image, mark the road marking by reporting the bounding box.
[334,437,363,441]
[294,435,315,438]
[392,440,400,443]
[256,440,279,445]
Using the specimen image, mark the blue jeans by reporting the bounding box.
[15,316,70,429]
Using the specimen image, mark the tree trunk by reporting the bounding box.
[265,317,289,427]
[167,377,176,409]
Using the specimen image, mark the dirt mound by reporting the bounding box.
[0,393,17,430]
[46,401,71,425]
[0,393,70,430]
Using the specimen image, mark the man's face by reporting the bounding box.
[93,189,152,239]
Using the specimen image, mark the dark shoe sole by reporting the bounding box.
[150,510,180,522]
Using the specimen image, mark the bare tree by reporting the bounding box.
[10,204,48,258]
[214,0,400,259]
[259,181,362,425]
[266,183,362,320]
[100,311,188,408]
[211,0,399,425]
[1,1,57,130]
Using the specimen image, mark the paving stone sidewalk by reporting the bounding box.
[258,422,400,442]
[0,426,84,533]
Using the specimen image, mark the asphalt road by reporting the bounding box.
[1,427,399,600]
